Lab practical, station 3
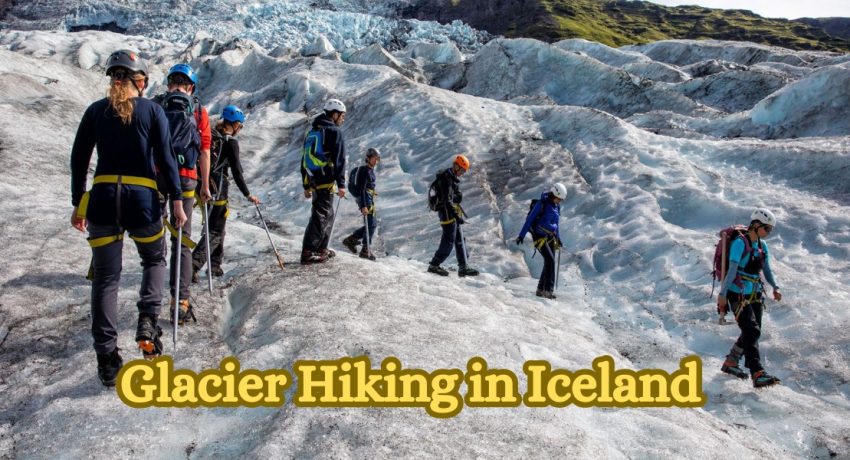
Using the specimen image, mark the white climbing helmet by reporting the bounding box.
[323,98,346,113]
[751,208,776,227]
[550,182,567,200]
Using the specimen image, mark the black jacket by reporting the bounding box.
[434,168,463,223]
[211,130,251,198]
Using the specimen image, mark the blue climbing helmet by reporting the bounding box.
[167,63,198,85]
[222,105,245,124]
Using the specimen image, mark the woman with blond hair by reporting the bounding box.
[70,49,187,386]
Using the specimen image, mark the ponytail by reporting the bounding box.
[107,79,135,125]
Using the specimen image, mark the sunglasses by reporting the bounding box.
[760,224,773,234]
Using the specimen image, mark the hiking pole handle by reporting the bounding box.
[255,203,285,270]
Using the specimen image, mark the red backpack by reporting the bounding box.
[711,225,752,295]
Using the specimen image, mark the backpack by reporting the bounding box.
[526,198,540,225]
[302,127,329,175]
[348,166,365,197]
[427,177,440,211]
[210,129,228,175]
[711,225,752,294]
[160,92,201,169]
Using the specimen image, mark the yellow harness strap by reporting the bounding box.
[77,175,158,219]
[164,219,197,249]
[88,233,124,248]
[129,227,165,244]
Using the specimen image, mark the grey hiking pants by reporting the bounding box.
[302,188,335,253]
[193,178,229,272]
[168,178,196,300]
[88,220,166,354]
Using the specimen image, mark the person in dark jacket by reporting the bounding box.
[70,49,187,386]
[516,183,567,299]
[342,148,380,260]
[192,105,260,283]
[427,154,479,277]
[153,63,212,325]
[717,208,783,388]
[300,99,347,264]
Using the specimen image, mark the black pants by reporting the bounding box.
[537,239,557,292]
[351,211,377,249]
[429,221,467,267]
[88,221,166,354]
[168,177,196,300]
[193,178,229,272]
[302,188,335,252]
[729,291,765,375]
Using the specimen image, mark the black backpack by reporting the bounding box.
[427,177,440,211]
[210,129,228,174]
[525,198,542,226]
[160,92,201,169]
[348,165,366,197]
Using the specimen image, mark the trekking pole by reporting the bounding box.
[173,224,182,354]
[203,202,213,295]
[457,222,469,262]
[255,203,285,270]
[327,193,344,248]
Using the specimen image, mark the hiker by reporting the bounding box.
[427,154,479,277]
[516,183,567,299]
[717,208,783,388]
[192,105,260,281]
[342,148,381,261]
[70,49,187,386]
[153,63,212,324]
[300,99,347,264]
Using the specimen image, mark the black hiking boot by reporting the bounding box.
[720,361,748,380]
[169,299,196,326]
[96,348,123,387]
[321,248,336,259]
[752,370,781,388]
[211,266,224,277]
[458,266,479,277]
[342,235,359,254]
[191,270,200,283]
[136,314,163,359]
[359,249,376,261]
[428,264,449,276]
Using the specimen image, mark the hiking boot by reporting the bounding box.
[211,266,224,277]
[720,360,748,379]
[428,264,449,276]
[458,266,479,277]
[191,270,199,283]
[342,235,359,254]
[540,290,556,299]
[536,289,545,298]
[752,370,781,388]
[321,248,336,259]
[136,314,163,359]
[169,299,195,326]
[359,249,376,261]
[96,348,123,387]
[301,249,327,265]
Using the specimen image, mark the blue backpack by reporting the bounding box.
[302,127,329,175]
[159,92,201,169]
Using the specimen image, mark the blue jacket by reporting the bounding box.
[352,164,376,209]
[518,192,561,241]
[301,113,346,190]
[720,236,779,296]
[71,97,181,229]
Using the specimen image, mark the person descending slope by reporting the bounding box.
[717,208,784,388]
[152,63,212,325]
[342,148,381,261]
[516,183,566,299]
[192,105,260,283]
[300,99,348,264]
[70,50,187,385]
[426,154,479,277]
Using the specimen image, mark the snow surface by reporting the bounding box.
[1,21,850,460]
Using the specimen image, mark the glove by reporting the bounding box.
[556,238,562,249]
[516,236,524,245]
